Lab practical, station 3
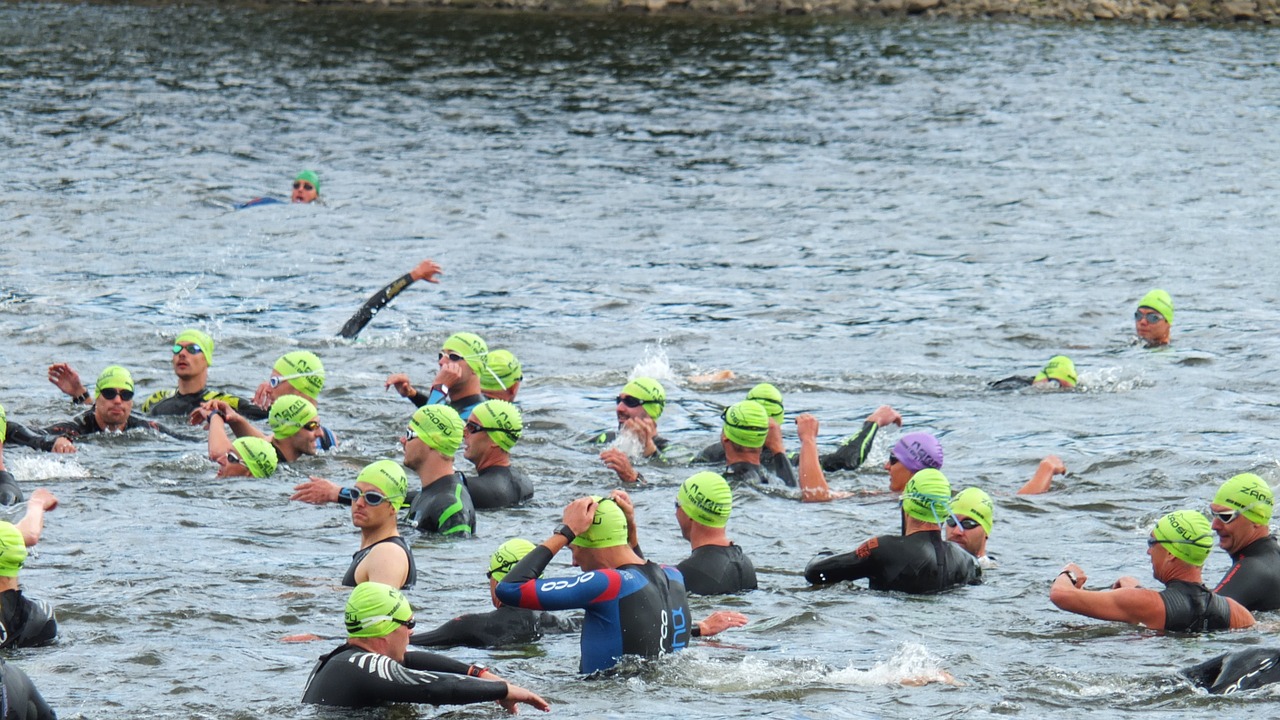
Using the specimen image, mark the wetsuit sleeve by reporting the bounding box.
[804,539,880,585]
[401,650,473,675]
[496,545,626,612]
[988,375,1035,390]
[309,650,508,706]
[819,421,879,473]
[208,392,268,421]
[765,449,797,487]
[337,272,418,339]
[0,471,22,505]
[2,422,58,452]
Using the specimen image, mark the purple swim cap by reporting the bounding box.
[892,432,943,472]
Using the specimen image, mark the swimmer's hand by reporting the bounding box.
[50,437,75,454]
[252,381,272,410]
[409,259,442,283]
[600,449,640,484]
[432,362,465,391]
[291,477,342,505]
[28,488,58,512]
[280,633,323,643]
[866,405,903,428]
[764,419,785,454]
[1111,576,1142,590]
[385,373,416,398]
[562,497,599,538]
[497,682,550,714]
[698,611,748,638]
[47,363,89,401]
[618,415,658,457]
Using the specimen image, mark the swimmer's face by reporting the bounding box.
[291,179,317,204]
[1210,502,1260,554]
[1032,377,1074,390]
[946,515,986,556]
[401,434,427,472]
[172,341,209,380]
[94,387,133,429]
[288,416,321,455]
[615,394,650,425]
[214,451,253,478]
[1134,307,1170,345]
[350,481,394,529]
[885,454,914,493]
[462,421,491,464]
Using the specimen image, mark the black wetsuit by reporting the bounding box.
[1183,648,1280,695]
[0,660,55,720]
[805,531,981,594]
[138,388,267,420]
[35,412,194,446]
[466,465,533,510]
[1160,580,1233,632]
[817,420,881,473]
[0,590,56,649]
[495,545,693,674]
[723,461,793,488]
[337,272,421,339]
[693,443,797,486]
[0,473,22,506]
[301,645,508,708]
[1,422,63,457]
[341,537,418,590]
[405,474,476,537]
[407,389,484,421]
[988,375,1035,390]
[677,544,757,595]
[1213,536,1280,612]
[410,605,579,649]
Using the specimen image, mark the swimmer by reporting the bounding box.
[0,406,24,503]
[693,384,797,484]
[337,259,443,339]
[0,488,59,649]
[385,332,488,420]
[0,660,54,720]
[598,377,691,483]
[29,366,193,449]
[715,400,791,487]
[301,582,549,712]
[1134,288,1173,347]
[670,474,757,595]
[461,400,532,510]
[816,404,905,473]
[250,351,337,451]
[336,461,417,590]
[945,487,995,565]
[0,399,74,468]
[1209,473,1280,612]
[209,434,277,479]
[234,170,320,209]
[479,349,523,402]
[1050,510,1253,631]
[988,355,1079,390]
[805,469,981,593]
[195,395,320,465]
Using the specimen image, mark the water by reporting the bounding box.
[3,3,1280,717]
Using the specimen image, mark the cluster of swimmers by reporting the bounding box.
[0,273,1272,716]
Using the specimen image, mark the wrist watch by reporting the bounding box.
[554,524,576,543]
[1058,569,1079,586]
[467,663,490,677]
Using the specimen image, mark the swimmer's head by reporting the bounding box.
[488,538,537,582]
[468,400,522,452]
[356,459,409,510]
[900,469,952,524]
[1033,355,1077,388]
[479,349,523,394]
[746,383,784,424]
[572,497,629,549]
[95,365,135,397]
[1151,510,1214,566]
[273,351,325,400]
[344,582,413,639]
[0,522,26,577]
[292,170,320,203]
[620,378,666,421]
[950,487,994,536]
[268,395,318,440]
[677,472,733,528]
[231,436,278,478]
[721,400,770,449]
[891,432,944,473]
[1137,289,1174,325]
[409,404,464,457]
[442,332,489,378]
[174,329,214,366]
[1213,473,1274,526]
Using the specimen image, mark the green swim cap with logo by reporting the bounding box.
[174,329,215,366]
[442,332,489,377]
[231,436,277,478]
[572,497,629,549]
[1138,289,1174,325]
[356,460,409,510]
[678,472,733,528]
[621,377,666,420]
[1033,356,1077,388]
[344,582,412,638]
[1151,510,1214,566]
[480,349,523,393]
[722,400,770,449]
[1214,473,1274,526]
[488,538,537,582]
[0,401,8,444]
[469,400,522,453]
[95,365,135,396]
[295,170,320,194]
[273,351,325,400]
[746,383,784,424]
[269,395,318,440]
[410,405,464,457]
[901,469,952,524]
[950,487,994,536]
[0,522,26,578]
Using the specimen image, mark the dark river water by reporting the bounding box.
[4,3,1280,718]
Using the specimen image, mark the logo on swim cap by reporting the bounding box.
[746,383,784,424]
[344,582,412,638]
[1138,289,1174,325]
[488,538,537,582]
[442,332,489,378]
[273,351,325,400]
[901,469,952,524]
[410,405,464,457]
[572,497,629,549]
[480,349,523,393]
[0,522,27,578]
[621,377,666,420]
[232,436,277,478]
[678,472,733,528]
[1033,356,1077,388]
[174,329,215,366]
[269,395,318,440]
[1214,473,1274,526]
[722,400,769,449]
[469,400,522,453]
[1152,510,1214,566]
[356,460,408,510]
[95,365,135,396]
[892,432,943,473]
[950,487,994,536]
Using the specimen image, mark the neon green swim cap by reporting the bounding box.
[1151,510,1214,566]
[1214,473,1274,525]
[722,400,770,449]
[480,349,523,393]
[442,332,489,378]
[746,383,784,424]
[901,468,952,524]
[269,395,318,440]
[273,351,325,400]
[231,436,277,478]
[678,472,733,528]
[410,404,464,457]
[174,329,214,366]
[488,538,537,582]
[950,487,994,536]
[1138,289,1174,325]
[344,582,412,638]
[0,522,26,578]
[95,365,135,396]
[0,401,6,444]
[295,170,320,194]
[469,400,522,453]
[621,378,666,420]
[1033,355,1077,388]
[573,497,629,549]
[356,460,409,510]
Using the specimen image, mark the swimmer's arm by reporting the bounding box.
[356,542,411,589]
[1227,598,1256,630]
[1017,455,1065,495]
[804,542,876,584]
[3,422,61,453]
[797,414,836,502]
[1049,571,1165,627]
[206,415,235,461]
[15,488,57,547]
[336,260,442,340]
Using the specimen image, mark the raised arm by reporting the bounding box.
[1017,455,1065,495]
[16,488,57,547]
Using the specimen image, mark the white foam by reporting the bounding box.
[6,455,91,480]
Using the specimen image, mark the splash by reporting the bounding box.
[6,455,91,480]
[628,345,677,386]
[827,642,957,687]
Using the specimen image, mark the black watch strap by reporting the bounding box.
[554,524,576,543]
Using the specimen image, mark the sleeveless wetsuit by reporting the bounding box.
[495,545,693,674]
[0,660,55,720]
[466,465,533,510]
[805,531,982,594]
[341,537,418,590]
[694,443,797,486]
[818,420,881,473]
[410,605,579,649]
[301,645,508,708]
[1214,536,1280,612]
[1183,648,1280,695]
[139,388,267,420]
[405,474,475,537]
[1160,580,1232,632]
[338,272,421,339]
[677,544,758,596]
[723,461,792,488]
[0,590,56,649]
